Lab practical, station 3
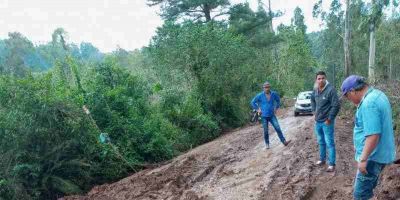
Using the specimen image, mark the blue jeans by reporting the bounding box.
[261,115,286,145]
[353,160,385,200]
[314,120,336,165]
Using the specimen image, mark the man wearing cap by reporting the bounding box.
[341,75,396,200]
[311,71,341,172]
[251,81,290,150]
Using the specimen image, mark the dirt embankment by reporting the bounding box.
[61,108,400,200]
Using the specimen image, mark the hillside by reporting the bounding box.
[62,108,400,200]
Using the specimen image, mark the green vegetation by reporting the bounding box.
[0,0,399,199]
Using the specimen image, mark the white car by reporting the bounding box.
[294,91,313,116]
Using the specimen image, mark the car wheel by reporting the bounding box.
[294,112,299,117]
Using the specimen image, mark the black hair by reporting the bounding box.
[315,71,326,78]
[353,76,368,91]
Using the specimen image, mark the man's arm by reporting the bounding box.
[250,94,260,110]
[358,134,380,174]
[358,103,382,174]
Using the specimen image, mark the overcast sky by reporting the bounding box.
[0,0,333,53]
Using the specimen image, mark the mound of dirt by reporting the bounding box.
[61,108,400,200]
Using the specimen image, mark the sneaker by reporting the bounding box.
[264,144,270,150]
[283,140,291,146]
[326,165,335,172]
[315,160,325,166]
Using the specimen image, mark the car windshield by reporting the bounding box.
[297,93,311,100]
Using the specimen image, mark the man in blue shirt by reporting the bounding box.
[341,75,396,200]
[251,81,290,149]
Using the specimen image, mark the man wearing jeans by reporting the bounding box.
[341,75,396,200]
[311,71,340,172]
[251,81,290,150]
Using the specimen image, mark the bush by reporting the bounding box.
[0,75,102,199]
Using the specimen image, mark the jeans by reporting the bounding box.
[314,120,336,165]
[261,115,286,145]
[353,160,385,200]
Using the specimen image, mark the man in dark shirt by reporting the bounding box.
[311,71,341,172]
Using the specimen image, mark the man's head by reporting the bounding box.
[315,71,327,88]
[263,81,271,93]
[341,75,368,105]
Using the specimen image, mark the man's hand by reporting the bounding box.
[358,160,368,174]
[358,134,379,174]
[274,108,279,115]
[325,119,331,125]
[257,108,261,115]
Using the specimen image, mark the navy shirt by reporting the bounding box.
[251,91,280,118]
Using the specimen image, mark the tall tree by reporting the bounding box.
[267,0,274,32]
[52,28,69,51]
[376,16,400,80]
[368,19,377,82]
[147,0,230,22]
[228,3,271,37]
[51,28,85,94]
[274,8,316,94]
[360,0,396,82]
[344,0,351,77]
[51,28,74,87]
[261,0,283,63]
[2,32,33,77]
[313,0,346,83]
[228,1,280,67]
[293,7,307,34]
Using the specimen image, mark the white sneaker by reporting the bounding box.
[315,160,325,166]
[326,165,335,172]
[263,145,270,150]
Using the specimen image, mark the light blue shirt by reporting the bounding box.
[354,88,396,164]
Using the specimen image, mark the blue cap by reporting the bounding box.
[340,75,366,96]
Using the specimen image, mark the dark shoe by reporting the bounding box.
[315,160,325,166]
[326,165,335,172]
[283,140,291,146]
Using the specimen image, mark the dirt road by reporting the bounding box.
[62,108,400,200]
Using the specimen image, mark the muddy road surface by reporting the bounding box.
[62,108,400,200]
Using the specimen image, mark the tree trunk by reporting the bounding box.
[389,54,393,80]
[203,4,211,22]
[268,0,274,33]
[368,23,376,83]
[343,0,351,77]
[267,0,278,64]
[332,63,336,88]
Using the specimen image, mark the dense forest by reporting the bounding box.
[0,0,399,199]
